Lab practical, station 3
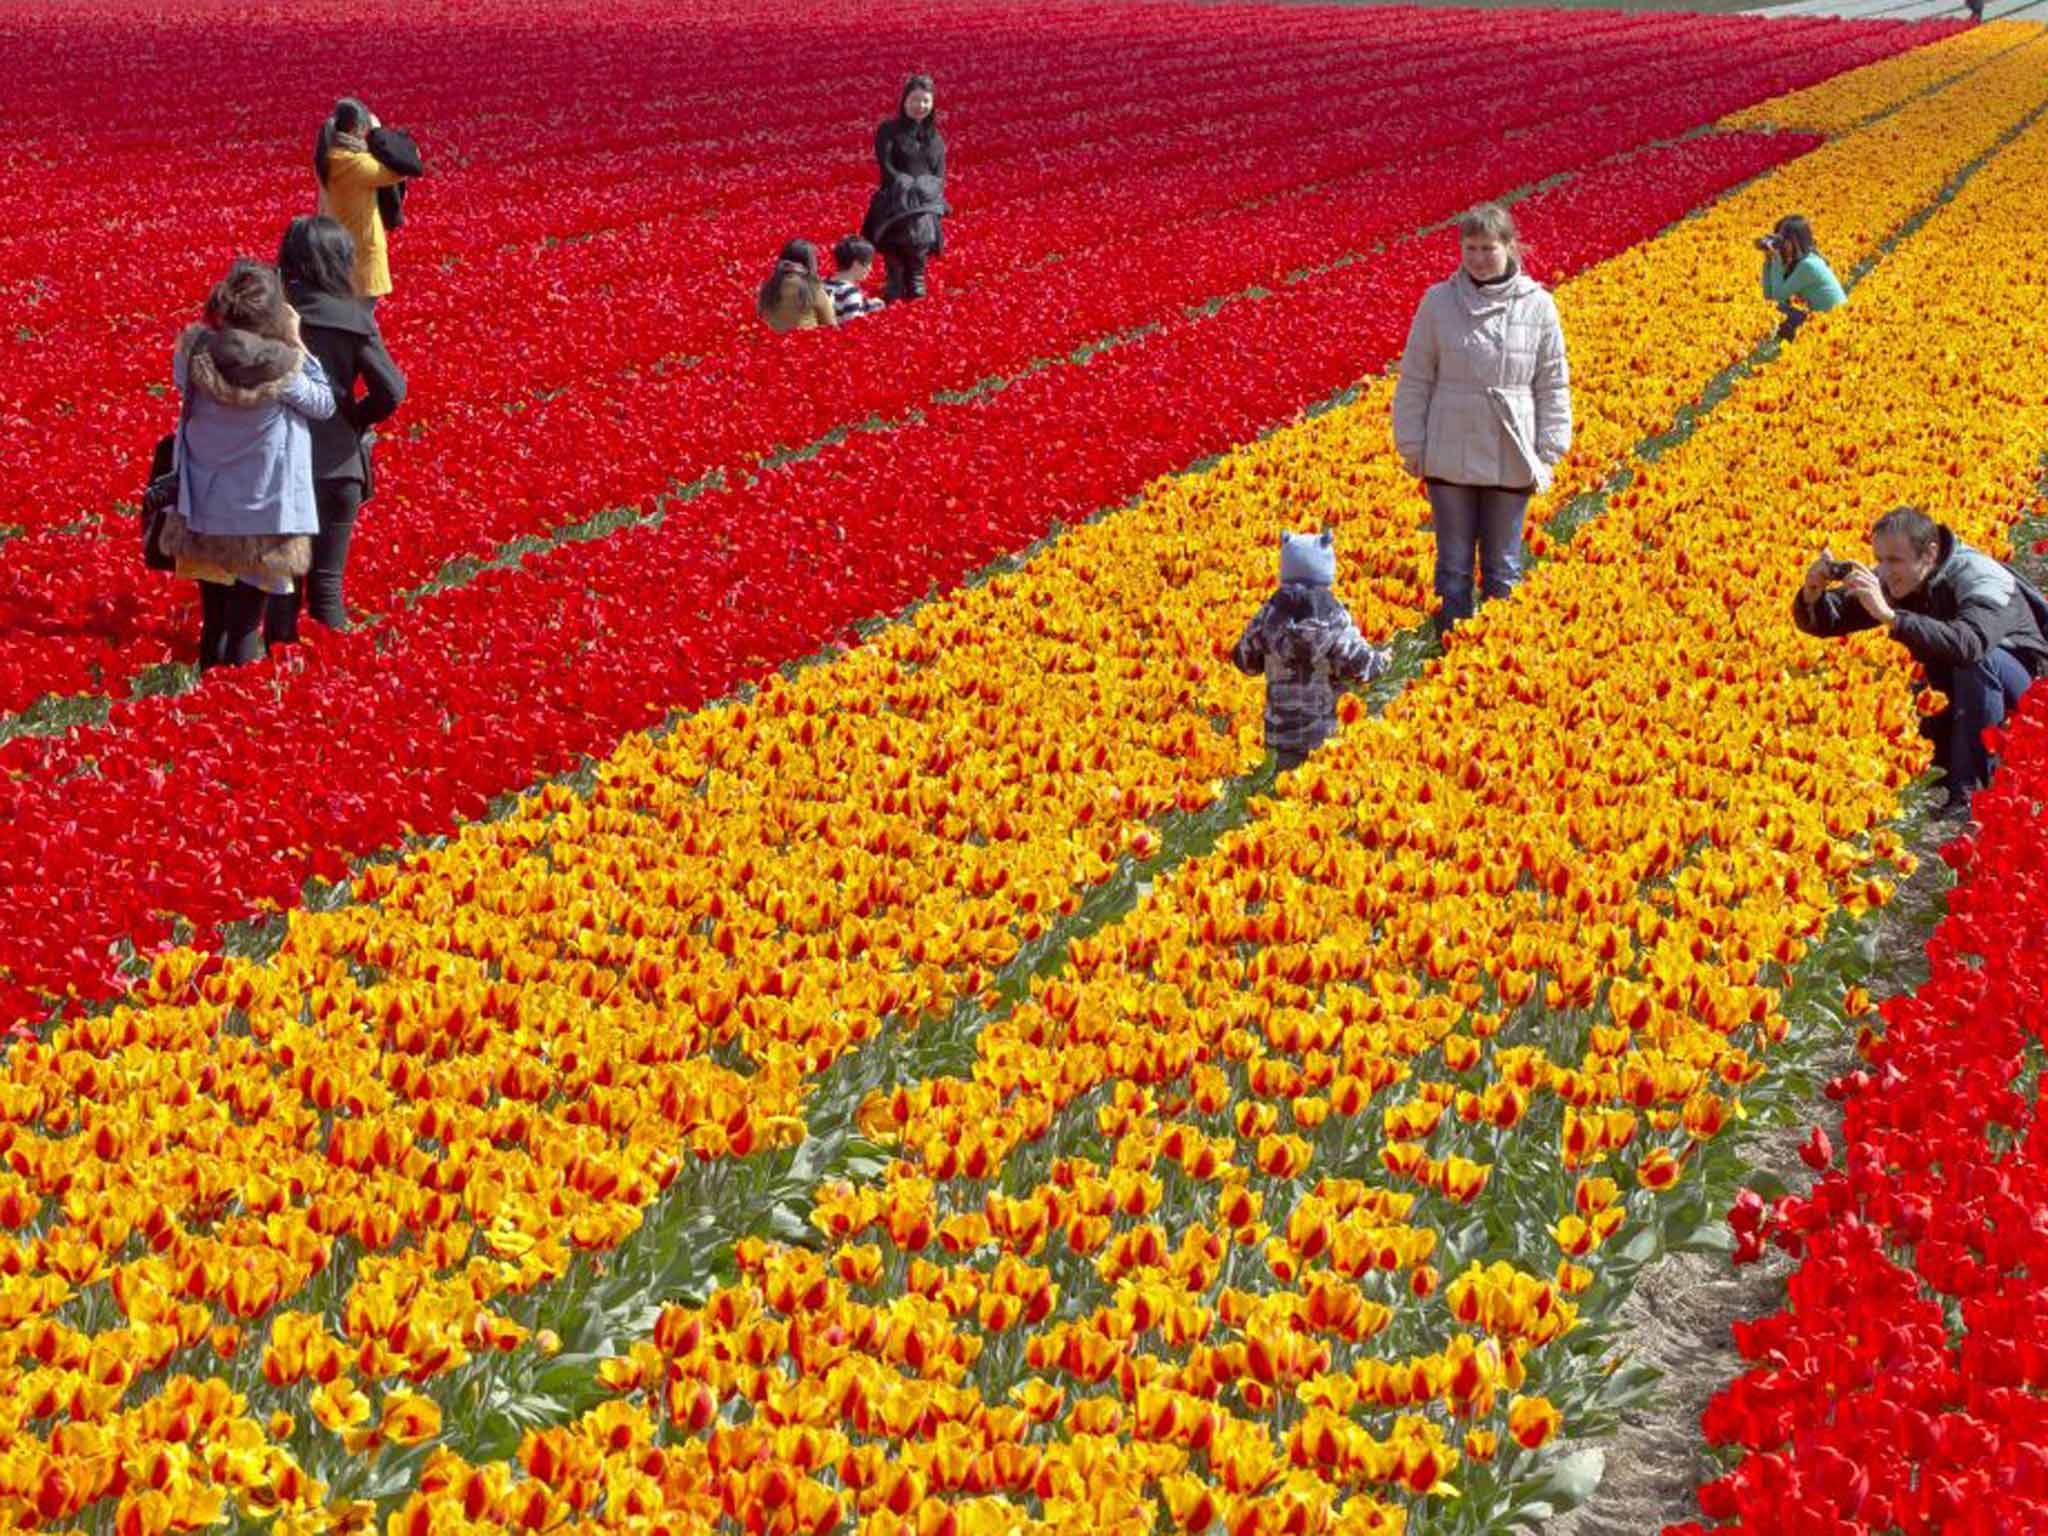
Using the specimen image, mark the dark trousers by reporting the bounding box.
[1928,649,2034,796]
[1426,480,1531,632]
[266,479,363,642]
[198,580,270,671]
[881,243,929,302]
[1776,302,1809,343]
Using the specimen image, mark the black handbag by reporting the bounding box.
[140,388,193,572]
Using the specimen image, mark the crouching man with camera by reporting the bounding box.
[1795,506,2048,820]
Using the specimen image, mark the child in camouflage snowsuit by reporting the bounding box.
[1231,530,1391,770]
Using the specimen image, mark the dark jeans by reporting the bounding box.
[1928,648,2034,796]
[881,243,930,302]
[265,479,363,642]
[1426,480,1531,631]
[197,579,270,671]
[1775,302,1808,343]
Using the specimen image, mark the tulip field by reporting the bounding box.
[8,0,2048,1532]
[1669,684,2048,1530]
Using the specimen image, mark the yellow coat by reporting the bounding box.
[318,149,404,298]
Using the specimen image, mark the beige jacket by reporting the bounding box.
[1391,268,1572,492]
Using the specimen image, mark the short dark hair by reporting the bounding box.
[277,216,358,301]
[1871,505,1940,556]
[833,236,874,273]
[204,258,294,342]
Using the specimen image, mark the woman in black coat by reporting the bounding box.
[861,75,948,302]
[265,215,407,640]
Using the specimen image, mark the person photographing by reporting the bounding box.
[314,97,424,304]
[1758,215,1843,342]
[1794,506,2048,820]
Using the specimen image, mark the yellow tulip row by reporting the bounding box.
[1720,19,2037,134]
[406,85,2048,1536]
[2,31,2039,1536]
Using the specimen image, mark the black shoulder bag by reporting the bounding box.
[140,388,193,572]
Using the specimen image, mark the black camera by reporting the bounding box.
[1755,234,1781,254]
[1820,558,1856,582]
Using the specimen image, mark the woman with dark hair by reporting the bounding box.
[756,239,837,333]
[861,75,948,302]
[164,259,332,670]
[1758,214,1844,341]
[264,215,407,641]
[313,97,424,302]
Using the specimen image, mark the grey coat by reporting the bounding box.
[173,326,333,538]
[1391,268,1572,493]
[1231,583,1388,757]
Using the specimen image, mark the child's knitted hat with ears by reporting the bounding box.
[1279,530,1335,587]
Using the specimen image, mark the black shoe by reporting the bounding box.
[1934,790,1974,824]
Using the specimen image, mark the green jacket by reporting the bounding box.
[1762,251,1846,312]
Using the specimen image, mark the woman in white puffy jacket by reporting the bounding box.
[1391,203,1572,635]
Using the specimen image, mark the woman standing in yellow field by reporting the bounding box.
[313,98,424,304]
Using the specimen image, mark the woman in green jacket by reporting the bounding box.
[1759,215,1845,342]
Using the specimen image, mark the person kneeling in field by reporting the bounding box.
[1758,214,1844,343]
[1232,530,1392,773]
[756,240,836,333]
[1795,505,2048,820]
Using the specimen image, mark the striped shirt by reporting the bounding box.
[825,278,885,324]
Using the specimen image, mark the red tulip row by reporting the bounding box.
[0,10,1906,718]
[0,1,1677,533]
[1668,682,2048,1536]
[0,129,1818,1033]
[0,0,1539,256]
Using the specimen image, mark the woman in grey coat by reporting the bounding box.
[1392,204,1572,635]
[165,260,333,669]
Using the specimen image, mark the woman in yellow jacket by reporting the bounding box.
[313,98,416,301]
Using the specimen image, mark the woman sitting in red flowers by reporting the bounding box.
[756,240,837,333]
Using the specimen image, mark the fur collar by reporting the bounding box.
[177,324,301,407]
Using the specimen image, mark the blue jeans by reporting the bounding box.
[1427,481,1530,631]
[1935,648,2034,795]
